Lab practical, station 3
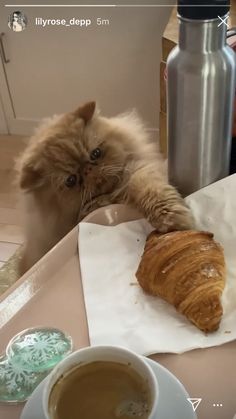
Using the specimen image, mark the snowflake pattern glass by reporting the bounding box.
[0,327,73,403]
[0,354,49,403]
[7,327,73,372]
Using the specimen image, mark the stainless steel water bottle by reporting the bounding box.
[167,0,235,196]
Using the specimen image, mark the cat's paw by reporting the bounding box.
[151,204,195,233]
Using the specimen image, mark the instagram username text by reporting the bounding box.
[35,18,107,27]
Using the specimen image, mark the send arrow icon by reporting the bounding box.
[187,398,202,412]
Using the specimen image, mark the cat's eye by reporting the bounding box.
[65,174,77,188]
[90,147,101,160]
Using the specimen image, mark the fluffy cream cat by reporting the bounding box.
[16,102,194,274]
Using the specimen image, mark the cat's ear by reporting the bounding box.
[17,156,45,191]
[73,101,96,124]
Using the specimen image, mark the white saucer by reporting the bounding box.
[20,357,197,419]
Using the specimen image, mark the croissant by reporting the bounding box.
[136,230,226,333]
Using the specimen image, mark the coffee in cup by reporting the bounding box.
[49,360,152,419]
[44,346,159,419]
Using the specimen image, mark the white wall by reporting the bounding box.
[0,0,172,134]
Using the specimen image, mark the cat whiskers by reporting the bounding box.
[105,172,121,183]
[102,164,130,174]
[100,165,129,184]
[101,164,124,171]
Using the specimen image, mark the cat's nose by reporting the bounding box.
[83,163,93,176]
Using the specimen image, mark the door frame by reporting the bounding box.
[0,55,37,135]
[0,91,8,134]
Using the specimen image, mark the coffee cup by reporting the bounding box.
[43,345,159,418]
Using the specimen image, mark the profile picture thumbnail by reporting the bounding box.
[8,11,27,32]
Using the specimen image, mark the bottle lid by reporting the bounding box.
[178,0,230,20]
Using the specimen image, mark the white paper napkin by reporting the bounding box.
[78,174,236,355]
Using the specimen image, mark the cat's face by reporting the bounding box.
[18,102,129,210]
